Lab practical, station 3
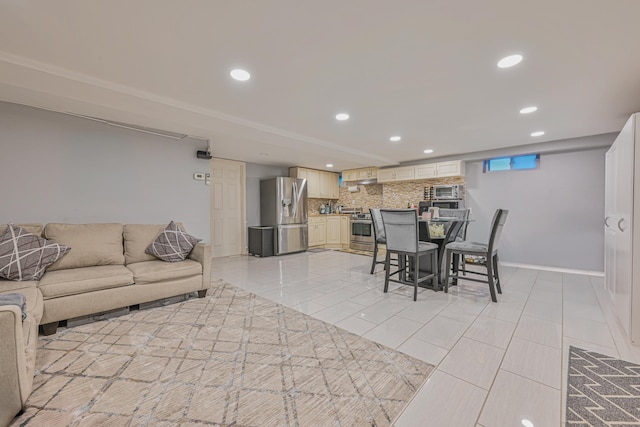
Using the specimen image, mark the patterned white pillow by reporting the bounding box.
[145,221,201,262]
[0,224,70,281]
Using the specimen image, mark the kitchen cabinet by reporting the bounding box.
[308,217,326,247]
[377,166,415,183]
[341,167,378,182]
[605,113,639,343]
[414,163,438,179]
[341,216,350,247]
[414,160,465,179]
[290,167,339,199]
[326,216,341,245]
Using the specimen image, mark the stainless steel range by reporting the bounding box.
[350,212,375,252]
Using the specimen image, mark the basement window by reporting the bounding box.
[484,154,539,172]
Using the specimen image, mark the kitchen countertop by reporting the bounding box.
[309,213,352,217]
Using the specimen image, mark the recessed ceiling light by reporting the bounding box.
[335,113,350,121]
[497,54,523,68]
[531,131,545,137]
[520,106,538,114]
[390,136,402,142]
[326,164,333,168]
[424,149,434,154]
[230,69,251,81]
[521,420,534,427]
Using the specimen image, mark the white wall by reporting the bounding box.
[246,163,290,226]
[0,102,211,241]
[465,147,607,272]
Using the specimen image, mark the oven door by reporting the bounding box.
[350,221,374,250]
[431,200,460,209]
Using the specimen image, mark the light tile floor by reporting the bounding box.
[212,250,628,427]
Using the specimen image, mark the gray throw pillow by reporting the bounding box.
[0,224,70,281]
[145,221,201,262]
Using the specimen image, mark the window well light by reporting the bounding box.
[390,136,402,142]
[497,54,523,68]
[531,131,545,137]
[230,69,251,81]
[520,106,538,114]
[424,149,434,154]
[335,113,350,121]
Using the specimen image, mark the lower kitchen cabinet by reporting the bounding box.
[308,216,351,248]
[326,217,341,246]
[309,217,326,247]
[340,216,350,246]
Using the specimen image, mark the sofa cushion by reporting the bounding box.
[145,221,201,262]
[0,223,43,237]
[126,259,202,285]
[45,223,125,271]
[39,265,134,299]
[0,224,71,281]
[123,223,184,265]
[0,279,38,293]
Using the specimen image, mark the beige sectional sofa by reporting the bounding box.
[0,223,211,427]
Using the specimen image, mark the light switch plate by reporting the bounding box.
[194,172,205,181]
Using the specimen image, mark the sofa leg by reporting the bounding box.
[40,322,59,336]
[130,304,140,311]
[198,289,208,298]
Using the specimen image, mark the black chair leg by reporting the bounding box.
[486,255,498,302]
[383,252,391,293]
[370,242,378,274]
[413,254,419,301]
[443,249,452,294]
[452,253,459,287]
[493,254,502,294]
[432,250,439,290]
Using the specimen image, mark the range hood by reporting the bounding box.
[347,178,377,185]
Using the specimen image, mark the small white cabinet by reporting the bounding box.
[326,216,341,245]
[414,160,464,179]
[340,216,350,246]
[342,167,378,182]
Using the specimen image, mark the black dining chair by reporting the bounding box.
[380,209,439,301]
[442,209,509,302]
[370,208,387,274]
[439,208,471,273]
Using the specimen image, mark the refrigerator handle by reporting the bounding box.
[292,180,298,218]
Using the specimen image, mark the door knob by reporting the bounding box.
[604,217,610,227]
[618,218,625,232]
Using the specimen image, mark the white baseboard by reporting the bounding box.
[500,261,604,277]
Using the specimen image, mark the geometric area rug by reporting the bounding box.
[566,346,640,426]
[12,281,434,426]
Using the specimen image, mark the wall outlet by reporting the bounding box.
[194,172,205,181]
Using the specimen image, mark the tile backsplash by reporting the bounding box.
[306,176,466,213]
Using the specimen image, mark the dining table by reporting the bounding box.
[408,217,473,289]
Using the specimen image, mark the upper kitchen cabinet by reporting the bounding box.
[290,167,339,199]
[377,166,415,183]
[342,167,378,182]
[415,160,465,179]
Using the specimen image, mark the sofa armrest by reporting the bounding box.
[0,306,29,426]
[189,243,211,290]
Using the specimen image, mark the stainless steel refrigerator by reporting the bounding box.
[260,177,308,255]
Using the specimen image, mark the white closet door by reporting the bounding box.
[612,118,635,337]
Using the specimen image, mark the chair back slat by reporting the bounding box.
[380,209,418,253]
[370,209,385,243]
[487,209,509,254]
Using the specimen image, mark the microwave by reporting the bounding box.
[432,184,463,200]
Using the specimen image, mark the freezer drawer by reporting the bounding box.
[277,224,308,255]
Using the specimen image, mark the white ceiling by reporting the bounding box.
[1,0,639,170]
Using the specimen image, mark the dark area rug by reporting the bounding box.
[566,346,640,426]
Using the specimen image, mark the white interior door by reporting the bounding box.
[211,158,246,258]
